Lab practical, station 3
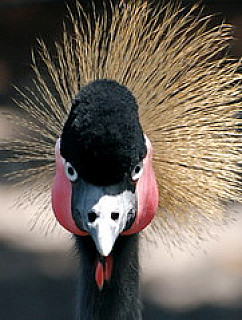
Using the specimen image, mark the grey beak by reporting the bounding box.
[72,179,136,257]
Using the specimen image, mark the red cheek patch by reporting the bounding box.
[122,136,159,235]
[51,139,87,236]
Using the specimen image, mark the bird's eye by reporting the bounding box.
[64,162,78,182]
[131,161,144,182]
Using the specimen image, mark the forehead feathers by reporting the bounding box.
[60,80,146,185]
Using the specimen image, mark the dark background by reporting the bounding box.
[1,0,242,105]
[0,1,242,319]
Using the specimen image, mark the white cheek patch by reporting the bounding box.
[91,190,135,231]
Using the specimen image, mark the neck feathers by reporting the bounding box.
[75,234,141,320]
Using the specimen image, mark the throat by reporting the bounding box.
[75,234,141,320]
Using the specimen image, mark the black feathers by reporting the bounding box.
[60,79,146,186]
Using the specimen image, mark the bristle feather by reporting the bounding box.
[1,1,242,244]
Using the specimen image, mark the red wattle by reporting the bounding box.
[104,255,113,281]
[95,256,113,290]
[95,261,104,290]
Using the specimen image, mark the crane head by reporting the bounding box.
[51,80,158,286]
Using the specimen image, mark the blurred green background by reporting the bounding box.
[1,1,242,319]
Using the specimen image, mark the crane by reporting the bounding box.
[2,1,242,319]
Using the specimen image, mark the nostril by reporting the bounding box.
[111,212,119,221]
[88,211,97,223]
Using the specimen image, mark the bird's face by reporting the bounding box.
[52,80,158,259]
[71,178,136,257]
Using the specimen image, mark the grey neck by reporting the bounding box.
[74,233,141,320]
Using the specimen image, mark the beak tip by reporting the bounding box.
[90,226,118,257]
[96,243,113,257]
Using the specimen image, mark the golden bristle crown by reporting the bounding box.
[1,1,242,244]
